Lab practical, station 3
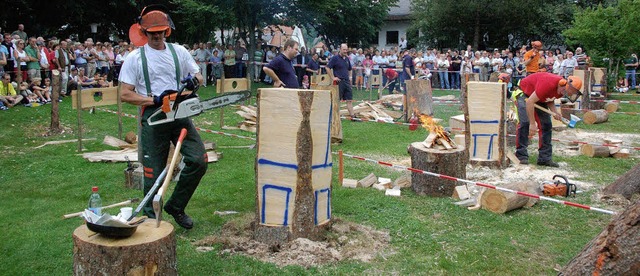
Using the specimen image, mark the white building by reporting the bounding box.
[376,0,411,50]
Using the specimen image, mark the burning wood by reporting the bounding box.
[419,113,457,149]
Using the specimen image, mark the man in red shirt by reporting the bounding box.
[384,68,399,94]
[515,72,582,167]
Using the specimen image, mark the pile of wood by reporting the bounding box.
[420,114,458,150]
[340,101,401,122]
[453,181,541,214]
[342,173,411,196]
[581,138,631,159]
[378,94,404,110]
[229,105,257,133]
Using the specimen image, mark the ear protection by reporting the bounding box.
[559,78,568,86]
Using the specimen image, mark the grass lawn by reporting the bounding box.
[0,82,637,275]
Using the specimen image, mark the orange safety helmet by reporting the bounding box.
[567,76,583,90]
[531,41,543,49]
[498,73,511,83]
[129,5,175,47]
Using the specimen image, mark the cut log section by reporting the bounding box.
[583,109,609,124]
[602,163,640,199]
[604,102,619,113]
[358,173,377,188]
[404,79,434,121]
[408,142,466,197]
[342,178,358,188]
[481,181,540,214]
[393,175,412,188]
[73,220,176,275]
[581,144,611,158]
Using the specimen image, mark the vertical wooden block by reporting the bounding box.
[464,82,507,168]
[404,79,433,121]
[311,84,342,143]
[589,67,607,95]
[573,69,590,110]
[254,88,333,246]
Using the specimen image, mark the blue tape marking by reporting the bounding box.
[470,120,499,124]
[314,188,331,225]
[261,184,292,225]
[472,134,498,159]
[258,158,298,170]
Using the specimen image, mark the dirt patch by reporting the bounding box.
[193,215,394,268]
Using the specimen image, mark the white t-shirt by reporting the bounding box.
[119,43,199,97]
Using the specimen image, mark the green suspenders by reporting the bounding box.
[140,43,182,97]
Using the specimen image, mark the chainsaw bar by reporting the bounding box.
[200,91,251,111]
[147,91,251,125]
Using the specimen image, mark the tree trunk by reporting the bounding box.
[562,199,640,275]
[602,163,640,200]
[584,109,609,125]
[404,79,433,121]
[408,142,466,197]
[254,88,332,247]
[50,69,62,133]
[73,221,176,275]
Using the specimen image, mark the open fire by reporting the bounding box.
[419,113,457,150]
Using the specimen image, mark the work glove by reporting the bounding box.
[182,75,200,91]
[153,90,174,106]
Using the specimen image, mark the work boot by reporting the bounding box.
[165,207,193,229]
[518,159,529,165]
[537,160,559,168]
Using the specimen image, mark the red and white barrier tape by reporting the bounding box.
[336,151,617,215]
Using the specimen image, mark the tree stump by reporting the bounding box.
[404,79,433,121]
[584,109,609,124]
[254,88,333,247]
[562,199,640,275]
[408,142,466,197]
[602,163,640,200]
[481,181,540,214]
[311,84,342,143]
[72,220,176,275]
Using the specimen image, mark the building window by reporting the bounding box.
[386,31,399,45]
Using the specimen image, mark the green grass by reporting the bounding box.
[0,83,637,275]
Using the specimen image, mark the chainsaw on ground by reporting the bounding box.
[541,175,577,197]
[147,83,250,126]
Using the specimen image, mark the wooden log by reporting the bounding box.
[73,220,176,275]
[583,109,609,125]
[481,181,539,214]
[342,178,358,188]
[464,82,507,168]
[612,149,631,159]
[604,102,619,113]
[358,173,377,188]
[408,142,466,197]
[254,88,332,247]
[581,144,611,158]
[311,84,342,143]
[562,199,640,275]
[393,175,411,188]
[404,79,433,122]
[602,163,640,200]
[589,95,606,110]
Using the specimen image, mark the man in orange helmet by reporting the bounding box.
[523,41,543,76]
[119,5,207,229]
[514,72,582,167]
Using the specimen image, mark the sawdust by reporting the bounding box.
[193,215,394,268]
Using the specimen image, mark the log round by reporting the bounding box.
[408,142,466,197]
[583,109,609,125]
[604,102,619,113]
[581,144,611,158]
[73,220,176,275]
[481,181,540,214]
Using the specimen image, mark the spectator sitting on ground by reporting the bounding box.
[616,77,629,93]
[93,72,111,87]
[0,73,23,107]
[29,77,50,103]
[74,68,97,88]
[19,81,39,104]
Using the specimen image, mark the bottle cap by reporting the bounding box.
[92,186,99,192]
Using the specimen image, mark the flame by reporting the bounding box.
[418,113,444,135]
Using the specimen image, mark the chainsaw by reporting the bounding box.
[147,84,250,125]
[541,175,577,197]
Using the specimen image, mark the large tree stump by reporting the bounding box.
[404,79,433,121]
[481,181,540,214]
[603,163,640,200]
[562,199,640,275]
[72,220,176,275]
[408,142,466,197]
[311,84,342,143]
[254,88,332,246]
[584,109,609,124]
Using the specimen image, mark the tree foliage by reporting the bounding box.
[410,0,575,50]
[563,0,640,69]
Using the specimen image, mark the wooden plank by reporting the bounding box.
[72,87,119,109]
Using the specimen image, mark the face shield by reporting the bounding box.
[564,87,582,103]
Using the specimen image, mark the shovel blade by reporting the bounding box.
[152,194,163,228]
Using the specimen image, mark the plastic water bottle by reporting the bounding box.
[88,186,102,215]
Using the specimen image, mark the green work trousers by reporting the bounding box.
[140,106,208,217]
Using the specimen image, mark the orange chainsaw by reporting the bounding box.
[541,175,577,197]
